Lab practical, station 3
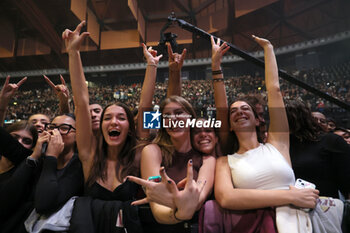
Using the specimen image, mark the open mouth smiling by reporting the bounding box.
[235,116,248,122]
[108,130,121,137]
[198,139,211,145]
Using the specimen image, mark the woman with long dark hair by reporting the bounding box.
[64,21,161,233]
[286,99,350,199]
[213,36,319,232]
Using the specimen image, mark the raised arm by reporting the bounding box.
[214,156,319,210]
[136,44,162,140]
[128,144,206,224]
[167,44,186,97]
[43,75,71,114]
[128,151,206,224]
[139,144,178,224]
[253,36,290,164]
[62,21,92,179]
[0,76,27,126]
[194,155,215,209]
[210,36,231,154]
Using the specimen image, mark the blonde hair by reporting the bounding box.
[153,96,196,167]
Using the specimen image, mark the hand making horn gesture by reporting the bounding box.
[43,75,69,99]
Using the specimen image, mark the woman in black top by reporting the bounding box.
[64,21,160,233]
[1,115,84,232]
[286,99,350,199]
[0,121,41,233]
[34,113,84,215]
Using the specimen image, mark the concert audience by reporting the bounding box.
[3,61,350,129]
[0,18,349,233]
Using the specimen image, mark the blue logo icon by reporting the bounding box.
[143,110,161,129]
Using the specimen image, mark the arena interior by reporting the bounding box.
[1,0,350,233]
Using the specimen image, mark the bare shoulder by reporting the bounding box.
[143,143,161,153]
[217,156,228,166]
[142,143,162,160]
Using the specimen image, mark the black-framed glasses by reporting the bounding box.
[45,123,76,135]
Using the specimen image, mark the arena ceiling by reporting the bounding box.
[0,0,349,73]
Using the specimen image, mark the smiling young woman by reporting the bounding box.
[127,95,216,233]
[64,21,162,232]
[210,35,319,233]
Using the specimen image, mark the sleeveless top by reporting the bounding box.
[228,143,295,190]
[165,149,203,184]
[84,179,138,201]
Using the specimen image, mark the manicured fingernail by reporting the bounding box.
[167,180,171,184]
[189,159,192,164]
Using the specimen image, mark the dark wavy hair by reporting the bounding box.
[87,103,138,186]
[285,99,323,141]
[229,98,263,153]
[6,120,38,149]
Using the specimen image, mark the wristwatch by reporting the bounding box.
[26,157,38,168]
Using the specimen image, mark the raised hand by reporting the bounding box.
[30,131,50,160]
[142,43,163,66]
[0,76,27,101]
[252,35,273,50]
[211,36,229,69]
[128,167,176,208]
[44,75,69,99]
[172,159,206,220]
[46,129,64,158]
[168,44,186,72]
[62,21,90,52]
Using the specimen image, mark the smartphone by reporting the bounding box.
[294,178,316,212]
[295,178,316,189]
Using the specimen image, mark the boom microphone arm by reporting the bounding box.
[165,14,350,111]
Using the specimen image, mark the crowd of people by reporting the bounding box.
[3,61,350,124]
[0,21,349,233]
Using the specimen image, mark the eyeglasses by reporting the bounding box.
[45,123,76,135]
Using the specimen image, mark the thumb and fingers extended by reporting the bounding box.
[43,75,56,89]
[127,175,150,187]
[185,159,194,188]
[131,197,149,206]
[17,77,27,87]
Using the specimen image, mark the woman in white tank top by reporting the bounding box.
[212,35,320,233]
